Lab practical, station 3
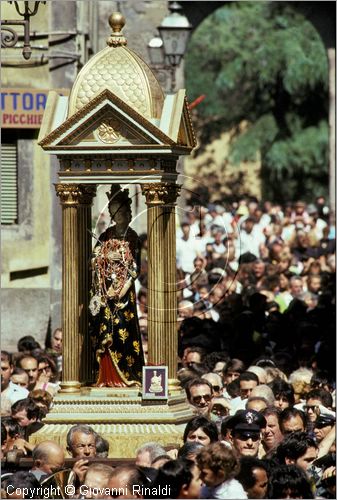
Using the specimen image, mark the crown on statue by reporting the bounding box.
[106,184,131,213]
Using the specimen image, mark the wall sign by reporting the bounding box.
[1,88,69,129]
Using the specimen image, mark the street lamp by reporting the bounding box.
[148,1,192,91]
[148,36,165,66]
[158,1,192,67]
[1,1,46,59]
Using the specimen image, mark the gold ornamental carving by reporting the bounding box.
[77,185,96,205]
[142,183,181,206]
[41,89,171,149]
[141,183,168,206]
[97,119,122,143]
[106,12,127,47]
[55,184,96,206]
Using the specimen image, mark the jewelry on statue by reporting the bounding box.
[89,294,103,316]
[91,238,135,303]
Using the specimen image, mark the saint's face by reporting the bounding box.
[110,204,131,231]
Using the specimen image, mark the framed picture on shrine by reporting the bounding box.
[142,366,168,400]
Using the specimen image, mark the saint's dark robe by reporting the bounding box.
[89,226,144,387]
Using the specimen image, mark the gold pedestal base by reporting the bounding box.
[59,381,81,393]
[30,387,193,458]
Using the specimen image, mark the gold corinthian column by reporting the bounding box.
[55,183,96,392]
[142,183,181,388]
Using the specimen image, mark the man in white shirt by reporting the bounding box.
[1,351,28,408]
[230,372,260,415]
[307,204,328,240]
[176,223,200,274]
[237,218,265,258]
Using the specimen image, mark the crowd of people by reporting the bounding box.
[1,195,336,498]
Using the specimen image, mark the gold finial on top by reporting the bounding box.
[107,12,127,47]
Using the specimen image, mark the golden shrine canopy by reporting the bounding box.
[38,12,196,184]
[68,13,164,120]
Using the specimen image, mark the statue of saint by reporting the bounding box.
[89,185,144,387]
[149,370,163,393]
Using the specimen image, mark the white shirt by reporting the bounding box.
[229,396,247,415]
[176,236,199,274]
[295,402,335,418]
[236,227,265,258]
[2,381,28,405]
[311,218,328,240]
[206,213,234,234]
[200,478,248,499]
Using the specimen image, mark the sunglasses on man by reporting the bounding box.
[233,432,260,442]
[191,394,212,405]
[304,405,320,412]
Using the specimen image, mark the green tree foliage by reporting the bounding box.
[185,1,329,202]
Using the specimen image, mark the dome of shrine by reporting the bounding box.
[67,12,164,119]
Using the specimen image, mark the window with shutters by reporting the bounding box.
[1,142,18,225]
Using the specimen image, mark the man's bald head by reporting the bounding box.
[108,465,148,499]
[32,440,65,475]
[84,463,114,499]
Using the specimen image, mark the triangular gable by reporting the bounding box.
[58,104,163,147]
[38,91,68,143]
[178,95,197,149]
[160,90,197,149]
[39,88,175,149]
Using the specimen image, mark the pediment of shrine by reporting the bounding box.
[39,88,196,155]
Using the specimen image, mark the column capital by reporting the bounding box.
[141,183,180,206]
[55,184,96,206]
[164,183,181,205]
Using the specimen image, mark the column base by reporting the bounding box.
[59,381,81,393]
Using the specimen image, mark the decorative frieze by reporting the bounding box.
[59,157,164,173]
